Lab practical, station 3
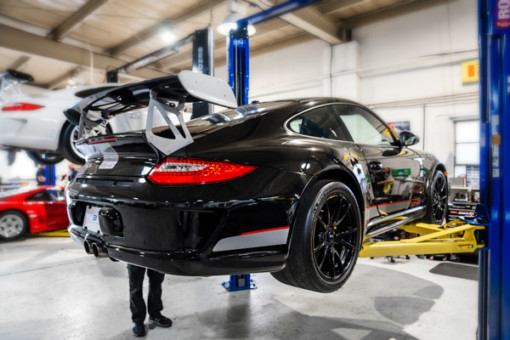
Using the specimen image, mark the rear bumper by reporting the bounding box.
[69,223,287,276]
[66,168,308,276]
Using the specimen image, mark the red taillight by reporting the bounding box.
[147,158,257,185]
[2,103,44,111]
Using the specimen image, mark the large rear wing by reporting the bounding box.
[65,71,237,156]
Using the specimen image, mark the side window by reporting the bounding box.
[288,106,348,140]
[334,105,395,146]
[46,189,65,202]
[26,189,64,202]
[26,191,51,202]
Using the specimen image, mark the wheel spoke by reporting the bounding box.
[339,239,355,250]
[314,241,326,253]
[318,245,329,269]
[334,202,351,227]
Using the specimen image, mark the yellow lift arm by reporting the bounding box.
[359,219,486,258]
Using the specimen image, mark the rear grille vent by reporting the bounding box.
[75,178,133,187]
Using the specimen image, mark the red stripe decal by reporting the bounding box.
[367,198,420,210]
[241,226,290,236]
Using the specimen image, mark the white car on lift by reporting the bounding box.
[0,69,147,165]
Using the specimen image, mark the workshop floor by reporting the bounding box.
[0,237,478,340]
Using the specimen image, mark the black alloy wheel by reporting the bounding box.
[271,180,362,293]
[313,192,359,281]
[423,171,448,225]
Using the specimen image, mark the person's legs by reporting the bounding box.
[127,264,147,325]
[147,269,164,318]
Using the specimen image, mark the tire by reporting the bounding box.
[272,180,362,293]
[61,124,112,165]
[422,170,448,225]
[0,211,29,240]
[26,151,64,165]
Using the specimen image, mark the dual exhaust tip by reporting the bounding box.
[84,239,107,258]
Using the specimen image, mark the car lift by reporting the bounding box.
[226,4,510,338]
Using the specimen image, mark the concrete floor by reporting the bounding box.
[0,237,478,340]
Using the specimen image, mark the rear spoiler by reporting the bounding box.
[0,69,34,95]
[65,71,237,156]
[0,69,34,83]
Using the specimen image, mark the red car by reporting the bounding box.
[0,186,69,240]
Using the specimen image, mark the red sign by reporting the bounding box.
[495,0,510,29]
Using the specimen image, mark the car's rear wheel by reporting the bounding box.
[26,151,64,165]
[271,180,362,293]
[0,211,29,240]
[422,170,448,225]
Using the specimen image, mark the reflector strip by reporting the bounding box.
[241,226,290,236]
[212,227,290,252]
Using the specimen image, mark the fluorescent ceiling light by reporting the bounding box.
[159,29,177,44]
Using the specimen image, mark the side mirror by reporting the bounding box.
[399,131,420,146]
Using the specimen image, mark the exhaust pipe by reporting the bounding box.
[91,242,108,258]
[84,240,92,254]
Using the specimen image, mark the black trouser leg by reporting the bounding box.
[128,264,147,324]
[147,269,165,318]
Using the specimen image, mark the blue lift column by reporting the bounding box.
[44,164,56,186]
[222,22,255,292]
[478,0,510,339]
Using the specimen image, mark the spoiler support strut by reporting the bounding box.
[145,92,193,156]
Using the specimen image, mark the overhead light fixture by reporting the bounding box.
[217,0,256,36]
[159,28,177,44]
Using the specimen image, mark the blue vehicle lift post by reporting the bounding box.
[478,0,510,339]
[44,164,56,186]
[222,0,318,292]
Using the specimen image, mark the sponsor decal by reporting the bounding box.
[391,168,411,177]
[495,0,510,29]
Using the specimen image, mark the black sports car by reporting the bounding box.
[65,72,448,293]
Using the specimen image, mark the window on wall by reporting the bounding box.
[454,120,480,188]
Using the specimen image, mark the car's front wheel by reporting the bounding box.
[0,211,29,240]
[422,170,448,225]
[272,180,362,293]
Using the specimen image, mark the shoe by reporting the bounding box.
[132,323,147,337]
[149,315,173,328]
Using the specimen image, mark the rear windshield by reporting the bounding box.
[186,101,291,128]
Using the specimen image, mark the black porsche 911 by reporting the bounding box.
[65,71,448,293]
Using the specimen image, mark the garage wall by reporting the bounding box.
[217,0,479,173]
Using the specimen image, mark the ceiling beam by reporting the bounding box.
[344,0,448,28]
[156,35,225,71]
[0,24,168,80]
[251,0,346,45]
[48,0,110,41]
[280,7,347,44]
[107,0,224,56]
[8,55,31,70]
[45,67,82,89]
[317,0,369,16]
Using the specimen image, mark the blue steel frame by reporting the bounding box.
[44,165,56,186]
[223,0,318,291]
[478,0,510,339]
